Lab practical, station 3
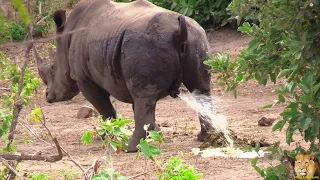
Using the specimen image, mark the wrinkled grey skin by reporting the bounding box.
[34,0,213,152]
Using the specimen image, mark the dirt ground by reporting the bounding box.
[0,27,308,180]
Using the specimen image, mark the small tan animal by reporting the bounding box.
[295,153,320,180]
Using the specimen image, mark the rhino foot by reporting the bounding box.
[126,123,161,153]
[197,131,207,142]
[126,136,140,153]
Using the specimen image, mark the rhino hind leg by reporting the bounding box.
[131,103,160,132]
[127,98,158,152]
[77,79,116,119]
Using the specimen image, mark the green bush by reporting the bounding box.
[227,0,261,25]
[149,0,232,26]
[205,0,320,154]
[115,0,232,26]
[157,156,203,180]
[0,17,11,43]
[10,21,26,41]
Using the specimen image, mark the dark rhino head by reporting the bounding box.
[34,9,79,103]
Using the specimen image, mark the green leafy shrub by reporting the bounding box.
[205,0,320,178]
[136,124,162,161]
[10,21,26,41]
[150,0,232,26]
[227,0,262,25]
[81,115,132,152]
[157,156,203,180]
[115,0,232,26]
[0,52,40,138]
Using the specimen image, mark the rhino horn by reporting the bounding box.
[33,45,48,82]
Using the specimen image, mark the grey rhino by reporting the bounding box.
[34,0,213,152]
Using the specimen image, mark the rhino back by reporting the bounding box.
[62,0,209,102]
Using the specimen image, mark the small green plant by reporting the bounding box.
[157,156,203,180]
[27,172,54,180]
[0,168,9,180]
[92,168,127,180]
[136,124,162,162]
[81,115,132,152]
[60,170,78,180]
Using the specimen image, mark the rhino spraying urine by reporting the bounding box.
[34,0,215,152]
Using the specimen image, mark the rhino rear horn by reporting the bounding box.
[33,45,48,83]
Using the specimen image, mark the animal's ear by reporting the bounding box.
[295,154,302,160]
[53,9,66,33]
[310,153,315,160]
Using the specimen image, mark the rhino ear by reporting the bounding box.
[53,9,66,33]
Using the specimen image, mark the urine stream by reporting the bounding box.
[178,90,265,159]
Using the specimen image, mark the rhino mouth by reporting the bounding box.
[46,90,79,103]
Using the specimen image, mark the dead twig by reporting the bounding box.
[84,159,102,180]
[0,88,10,91]
[128,169,158,180]
[0,157,23,180]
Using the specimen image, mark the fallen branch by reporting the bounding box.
[0,138,62,162]
[19,109,88,179]
[0,157,23,180]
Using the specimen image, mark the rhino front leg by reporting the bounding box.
[77,79,116,119]
[127,98,157,152]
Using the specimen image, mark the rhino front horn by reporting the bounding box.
[33,45,48,83]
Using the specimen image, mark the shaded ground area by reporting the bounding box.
[1,27,307,180]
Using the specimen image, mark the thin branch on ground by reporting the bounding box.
[18,120,52,146]
[0,157,23,180]
[0,138,62,162]
[128,168,158,180]
[83,159,102,180]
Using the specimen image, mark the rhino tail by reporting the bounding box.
[110,30,126,81]
[169,15,188,98]
[174,15,188,47]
